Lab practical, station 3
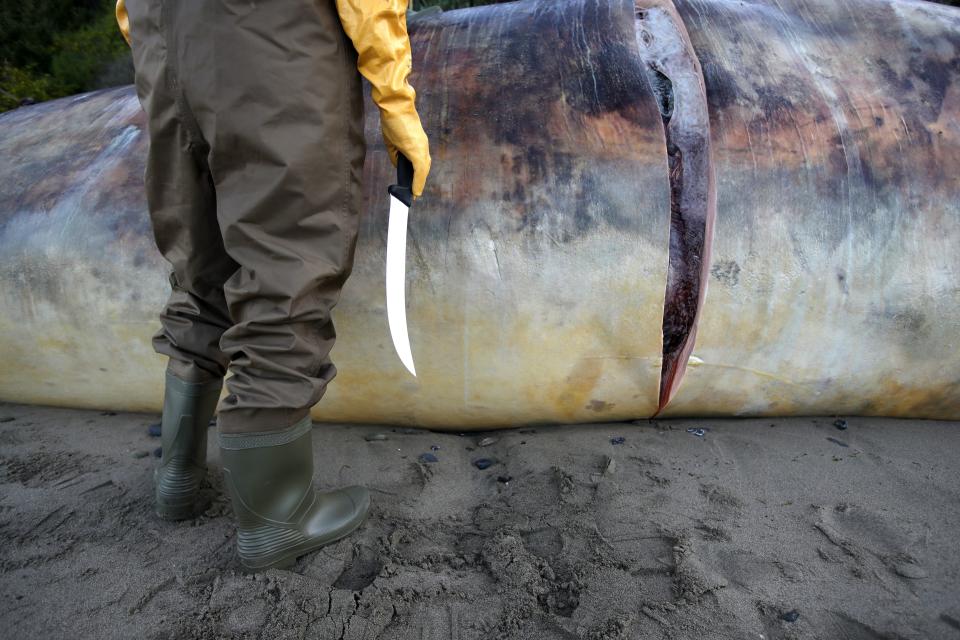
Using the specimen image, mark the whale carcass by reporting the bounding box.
[0,0,957,427]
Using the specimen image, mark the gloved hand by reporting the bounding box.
[116,0,131,46]
[335,0,431,197]
[380,96,431,199]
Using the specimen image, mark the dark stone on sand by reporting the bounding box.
[148,423,161,437]
[418,453,438,463]
[430,445,440,451]
[833,419,848,430]
[781,610,800,622]
[687,428,708,438]
[0,416,14,423]
[473,458,495,470]
[610,436,626,445]
[941,614,960,631]
[152,447,162,458]
[826,437,849,448]
[497,475,512,483]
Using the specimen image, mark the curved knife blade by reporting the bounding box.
[386,155,417,377]
[386,194,416,376]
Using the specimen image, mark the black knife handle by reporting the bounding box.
[388,153,414,207]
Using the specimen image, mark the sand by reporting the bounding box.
[0,403,958,639]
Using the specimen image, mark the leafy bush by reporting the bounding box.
[0,62,53,112]
[50,10,131,95]
[2,0,959,113]
[0,0,131,112]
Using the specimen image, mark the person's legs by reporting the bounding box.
[126,0,235,519]
[176,0,367,436]
[168,0,370,568]
[128,1,236,385]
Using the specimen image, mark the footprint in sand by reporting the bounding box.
[815,503,929,582]
[332,544,383,591]
[699,482,745,515]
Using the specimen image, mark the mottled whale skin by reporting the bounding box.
[0,0,957,427]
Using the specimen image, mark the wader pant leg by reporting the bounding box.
[126,0,236,385]
[128,0,366,434]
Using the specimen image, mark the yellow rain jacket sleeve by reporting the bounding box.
[334,0,431,197]
[116,0,131,47]
[115,0,431,197]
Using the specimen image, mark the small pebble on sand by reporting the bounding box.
[833,418,848,430]
[894,562,929,579]
[687,428,708,438]
[610,436,626,445]
[781,610,800,623]
[473,458,495,470]
[152,447,162,458]
[602,456,616,475]
[148,423,161,437]
[364,433,388,442]
[418,452,438,463]
[477,437,498,447]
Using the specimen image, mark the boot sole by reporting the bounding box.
[239,498,371,572]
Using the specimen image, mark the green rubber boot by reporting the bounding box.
[154,373,222,520]
[219,417,371,571]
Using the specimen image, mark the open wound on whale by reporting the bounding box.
[634,1,716,415]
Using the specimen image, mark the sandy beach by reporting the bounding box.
[1,403,958,639]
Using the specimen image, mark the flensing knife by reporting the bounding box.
[386,153,417,376]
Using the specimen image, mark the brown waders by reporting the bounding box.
[127,0,370,569]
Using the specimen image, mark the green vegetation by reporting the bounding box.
[1,0,132,112]
[0,0,500,113]
[2,0,958,113]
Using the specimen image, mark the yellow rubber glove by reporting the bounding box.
[335,0,431,197]
[116,0,131,46]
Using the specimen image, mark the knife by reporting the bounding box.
[386,153,417,377]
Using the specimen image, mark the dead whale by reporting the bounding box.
[0,0,957,426]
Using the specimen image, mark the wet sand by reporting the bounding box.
[1,403,958,639]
